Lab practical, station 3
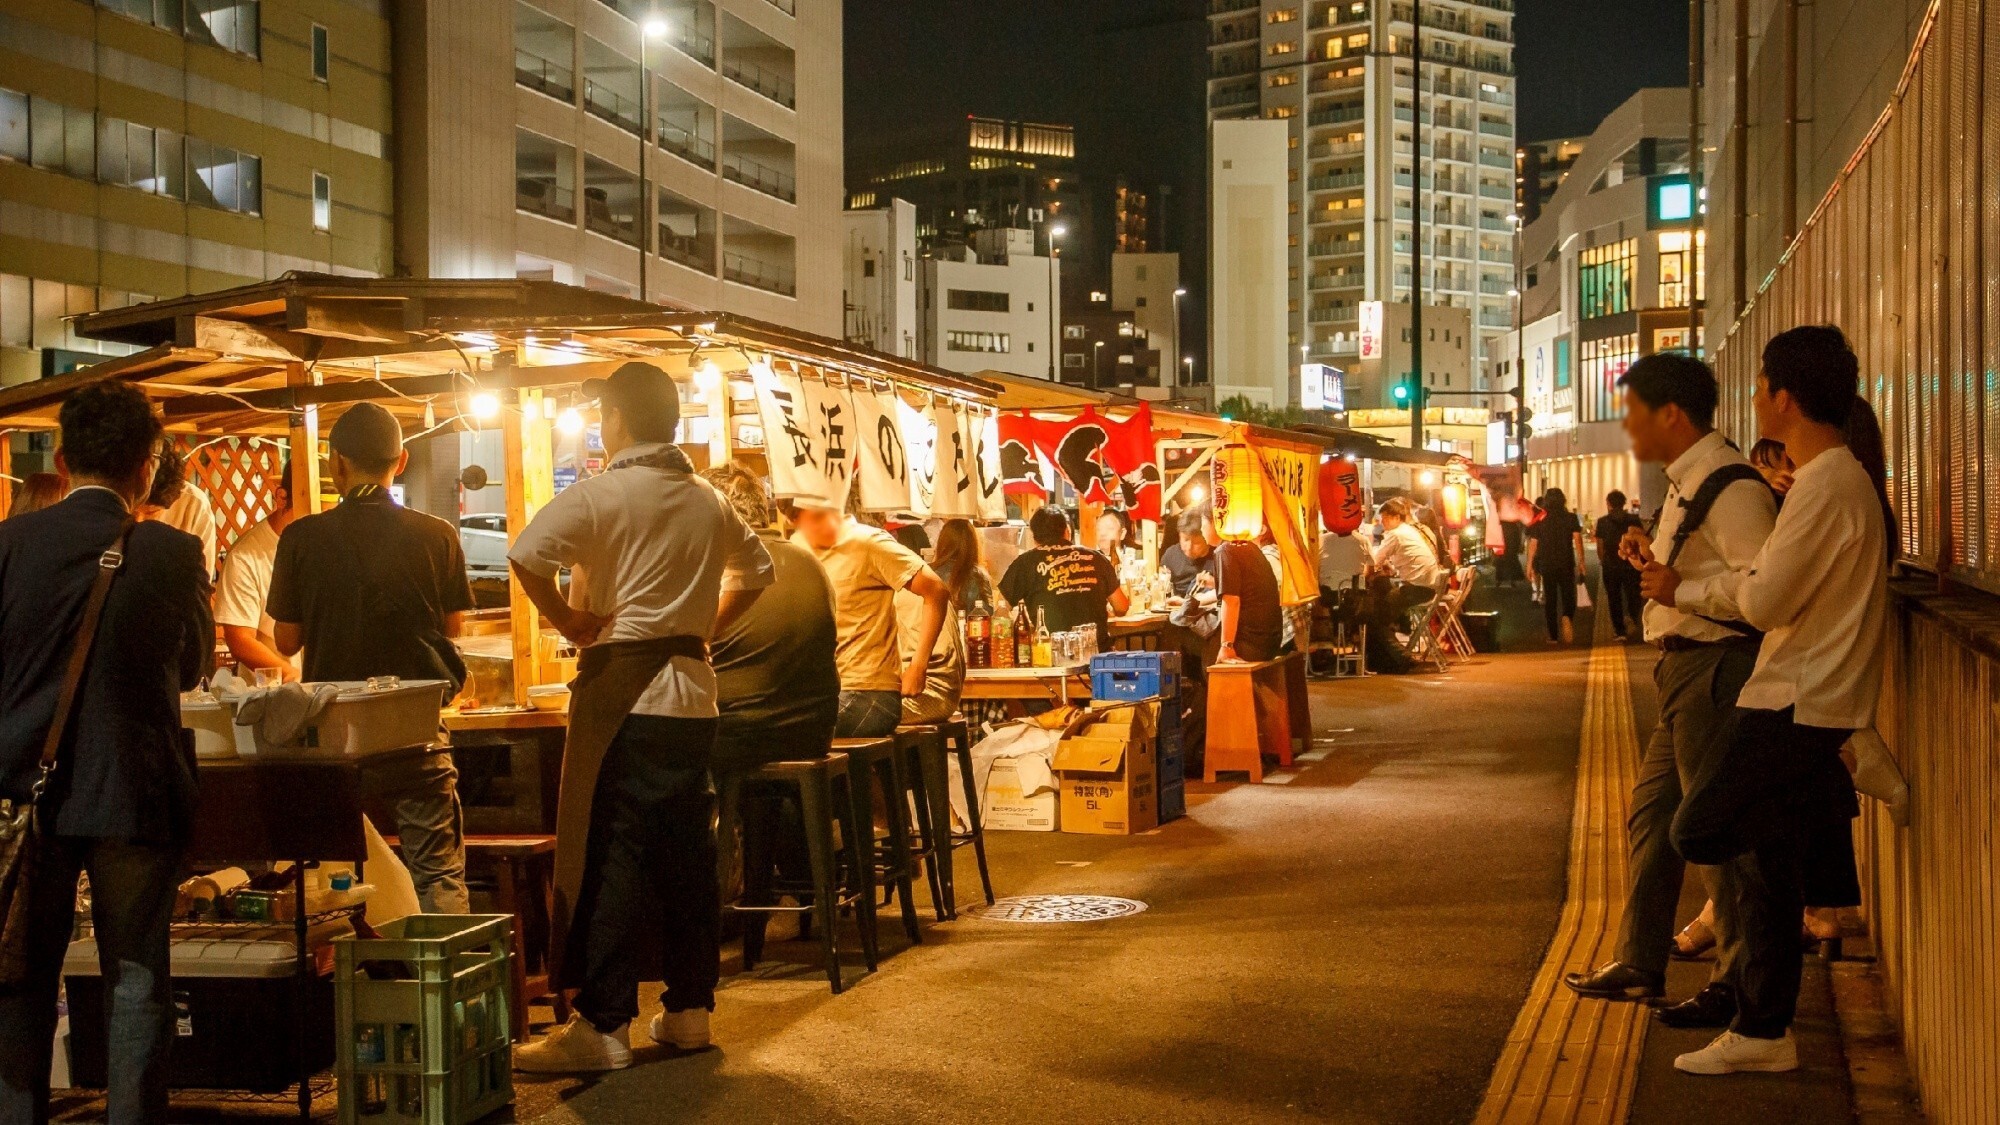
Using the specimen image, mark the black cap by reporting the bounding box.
[328,402,403,466]
[583,362,680,443]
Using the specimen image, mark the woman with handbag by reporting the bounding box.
[0,383,214,1125]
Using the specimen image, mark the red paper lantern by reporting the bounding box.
[1439,482,1470,529]
[1320,458,1365,534]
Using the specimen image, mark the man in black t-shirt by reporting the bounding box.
[998,507,1129,636]
[1593,489,1646,639]
[267,403,475,913]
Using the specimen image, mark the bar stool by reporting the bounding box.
[902,716,995,919]
[833,736,922,947]
[462,835,569,1042]
[894,724,949,922]
[730,751,878,994]
[942,716,997,909]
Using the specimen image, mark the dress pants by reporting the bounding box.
[0,837,182,1125]
[565,714,720,1030]
[1674,706,1855,1038]
[1614,642,1756,979]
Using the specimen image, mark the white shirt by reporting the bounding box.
[160,486,219,576]
[508,443,775,718]
[1643,431,1780,643]
[1318,530,1370,590]
[1373,522,1445,589]
[212,517,303,672]
[1675,446,1887,729]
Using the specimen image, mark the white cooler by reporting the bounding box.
[248,680,448,758]
[180,696,242,760]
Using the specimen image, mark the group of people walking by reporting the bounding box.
[1563,327,1893,1077]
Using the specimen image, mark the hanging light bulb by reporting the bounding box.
[542,397,558,419]
[470,391,501,421]
[556,407,585,437]
[695,359,723,395]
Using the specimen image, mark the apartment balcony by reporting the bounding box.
[1307,272,1364,291]
[1478,182,1511,200]
[1307,240,1363,257]
[1479,309,1513,328]
[585,78,643,135]
[723,152,796,202]
[1478,214,1511,231]
[1468,0,1513,10]
[1478,150,1511,168]
[659,121,715,170]
[1210,0,1259,13]
[723,58,795,109]
[1480,278,1515,295]
[1479,244,1512,262]
[1478,118,1512,138]
[1311,338,1359,358]
[515,50,575,102]
[1308,72,1364,94]
[760,0,795,14]
[1308,307,1359,326]
[674,26,716,67]
[516,180,575,224]
[659,225,715,273]
[1212,53,1258,78]
[1311,139,1367,159]
[1468,53,1514,76]
[1308,105,1365,127]
[724,250,795,296]
[1212,86,1261,109]
[1309,171,1365,192]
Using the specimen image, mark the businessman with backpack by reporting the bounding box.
[1562,354,1778,1028]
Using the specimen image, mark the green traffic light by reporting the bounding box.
[1392,384,1410,403]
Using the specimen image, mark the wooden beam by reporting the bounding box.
[503,388,555,706]
[285,362,322,518]
[284,297,412,343]
[175,315,311,361]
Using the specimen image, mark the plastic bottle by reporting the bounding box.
[966,611,990,669]
[1032,607,1053,667]
[990,609,1014,668]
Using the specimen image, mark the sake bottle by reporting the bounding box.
[1014,604,1034,667]
[1032,607,1053,668]
[990,607,1015,668]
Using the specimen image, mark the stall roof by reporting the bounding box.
[0,274,1000,435]
[1286,423,1457,466]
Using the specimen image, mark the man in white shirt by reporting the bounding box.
[508,363,774,1074]
[1651,326,1889,1076]
[214,466,298,680]
[1318,528,1371,594]
[1371,497,1446,624]
[1564,355,1777,1032]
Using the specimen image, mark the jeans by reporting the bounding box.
[1674,706,1854,1038]
[362,750,468,914]
[1615,643,1756,979]
[0,837,182,1125]
[1600,566,1643,636]
[565,714,719,1030]
[835,690,902,738]
[1539,570,1578,640]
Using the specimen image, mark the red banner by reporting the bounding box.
[998,407,1160,521]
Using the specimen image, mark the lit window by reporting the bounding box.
[1268,7,1297,21]
[1270,41,1296,55]
[946,330,1010,354]
[311,171,330,230]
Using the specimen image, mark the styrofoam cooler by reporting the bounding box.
[252,681,449,758]
[181,697,241,760]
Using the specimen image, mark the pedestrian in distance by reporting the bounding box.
[1593,490,1646,641]
[1523,488,1585,644]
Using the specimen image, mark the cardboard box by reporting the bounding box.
[981,754,1059,832]
[1055,702,1159,835]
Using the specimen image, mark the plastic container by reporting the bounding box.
[252,681,448,758]
[334,915,514,1125]
[1089,651,1183,702]
[181,695,240,760]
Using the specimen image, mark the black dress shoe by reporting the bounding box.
[1652,983,1737,1029]
[1562,962,1665,1001]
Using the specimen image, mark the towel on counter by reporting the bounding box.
[232,682,342,747]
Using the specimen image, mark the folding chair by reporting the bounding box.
[1437,566,1478,658]
[1407,584,1454,669]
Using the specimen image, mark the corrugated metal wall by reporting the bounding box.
[1711,3,2000,1120]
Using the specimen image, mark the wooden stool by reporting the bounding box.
[1281,651,1314,754]
[731,752,877,994]
[1202,659,1293,783]
[834,737,922,947]
[462,835,569,1042]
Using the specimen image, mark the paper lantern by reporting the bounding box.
[1439,482,1470,529]
[1210,444,1265,540]
[1320,458,1365,535]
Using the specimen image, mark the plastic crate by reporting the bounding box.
[334,915,515,1125]
[1158,776,1186,822]
[1090,651,1183,702]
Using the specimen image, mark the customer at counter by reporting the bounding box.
[508,364,774,1073]
[0,384,212,1125]
[1175,503,1282,664]
[897,582,967,724]
[998,507,1129,638]
[1371,497,1447,622]
[786,499,953,738]
[214,465,297,681]
[266,403,475,916]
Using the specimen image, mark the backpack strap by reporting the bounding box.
[1663,463,1771,639]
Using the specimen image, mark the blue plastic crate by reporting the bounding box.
[1090,651,1183,701]
[1158,776,1186,822]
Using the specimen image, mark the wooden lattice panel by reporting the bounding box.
[174,437,284,552]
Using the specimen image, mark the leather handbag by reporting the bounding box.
[0,519,135,986]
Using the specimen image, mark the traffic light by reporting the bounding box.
[1391,374,1426,409]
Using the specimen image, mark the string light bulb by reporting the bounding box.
[556,407,585,437]
[470,391,501,421]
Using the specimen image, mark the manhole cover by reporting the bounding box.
[966,894,1149,923]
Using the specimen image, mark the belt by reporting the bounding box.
[577,634,709,672]
[1657,634,1759,653]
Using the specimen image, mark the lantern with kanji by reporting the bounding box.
[1210,444,1265,540]
[1439,481,1471,529]
[1319,457,1365,534]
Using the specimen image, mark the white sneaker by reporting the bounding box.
[1674,1030,1798,1075]
[649,1007,712,1050]
[513,1014,632,1074]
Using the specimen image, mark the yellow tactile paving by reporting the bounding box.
[1472,608,1647,1125]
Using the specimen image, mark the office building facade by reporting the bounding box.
[916,227,1057,381]
[1206,0,1515,408]
[841,197,916,359]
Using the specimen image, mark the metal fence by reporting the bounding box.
[1710,4,2000,1120]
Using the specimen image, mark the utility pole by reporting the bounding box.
[1408,1,1425,451]
[1688,0,1704,351]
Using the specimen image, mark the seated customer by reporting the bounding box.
[1371,496,1447,623]
[1177,503,1283,664]
[786,498,953,738]
[998,507,1129,638]
[897,583,966,725]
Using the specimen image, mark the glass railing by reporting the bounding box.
[674,27,715,67]
[515,50,575,102]
[721,153,796,202]
[723,251,796,296]
[515,180,575,224]
[584,204,641,247]
[658,121,715,169]
[721,58,795,108]
[658,227,714,272]
[584,79,642,135]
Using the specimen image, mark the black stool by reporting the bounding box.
[942,716,996,911]
[894,724,951,923]
[833,736,922,947]
[730,752,879,994]
[901,717,995,919]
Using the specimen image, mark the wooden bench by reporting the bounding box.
[1203,658,1294,783]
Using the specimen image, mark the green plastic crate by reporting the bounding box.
[334,915,515,1125]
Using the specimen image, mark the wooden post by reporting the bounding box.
[504,388,555,706]
[286,362,322,517]
[707,372,733,470]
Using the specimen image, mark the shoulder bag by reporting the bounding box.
[0,519,135,985]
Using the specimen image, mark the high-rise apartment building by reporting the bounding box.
[0,0,394,386]
[404,0,843,337]
[1205,0,1516,408]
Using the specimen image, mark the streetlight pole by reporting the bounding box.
[1408,0,1425,451]
[1048,224,1066,380]
[639,16,668,303]
[1172,286,1187,389]
[1093,340,1104,388]
[1183,355,1194,387]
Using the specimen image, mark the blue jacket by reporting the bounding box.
[0,488,212,841]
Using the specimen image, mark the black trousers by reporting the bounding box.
[1538,569,1578,640]
[566,714,720,1030]
[1601,565,1643,636]
[1673,706,1854,1038]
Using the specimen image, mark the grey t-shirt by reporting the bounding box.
[712,535,841,737]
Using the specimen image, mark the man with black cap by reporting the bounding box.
[267,401,476,914]
[507,362,773,1074]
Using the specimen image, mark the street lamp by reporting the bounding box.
[1093,339,1105,388]
[637,15,669,303]
[1508,210,1526,479]
[1183,355,1194,386]
[1047,224,1066,380]
[1299,342,1310,408]
[1172,286,1187,387]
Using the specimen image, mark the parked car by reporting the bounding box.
[460,514,509,577]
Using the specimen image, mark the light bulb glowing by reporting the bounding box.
[1186,485,1206,506]
[470,392,501,421]
[695,359,723,395]
[556,407,585,436]
[642,17,669,38]
[1419,470,1438,487]
[542,397,558,419]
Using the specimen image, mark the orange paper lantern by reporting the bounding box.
[1439,482,1470,529]
[1211,444,1265,540]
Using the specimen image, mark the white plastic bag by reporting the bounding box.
[948,719,1065,833]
